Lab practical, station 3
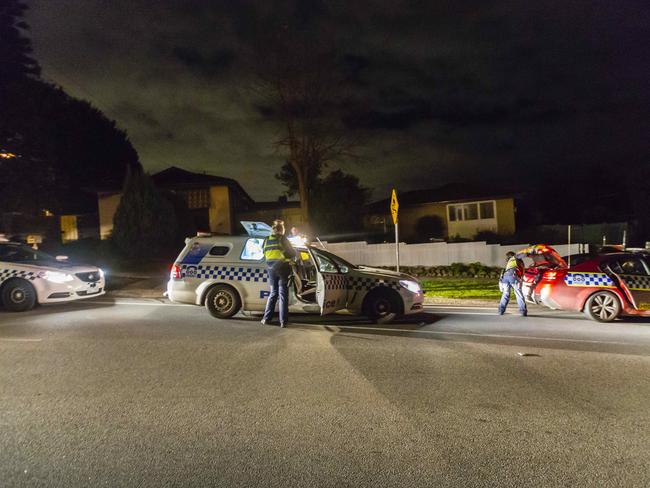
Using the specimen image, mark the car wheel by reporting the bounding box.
[1,278,37,312]
[205,285,241,319]
[364,288,401,324]
[584,291,621,322]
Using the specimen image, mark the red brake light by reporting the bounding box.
[542,269,566,282]
[171,264,181,280]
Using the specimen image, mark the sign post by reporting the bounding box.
[390,189,400,272]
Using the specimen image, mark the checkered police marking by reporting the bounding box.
[346,276,401,292]
[323,274,347,291]
[180,265,268,283]
[620,275,650,291]
[564,272,614,288]
[0,268,43,284]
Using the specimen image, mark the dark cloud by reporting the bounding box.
[26,0,649,202]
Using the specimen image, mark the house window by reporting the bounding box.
[463,203,478,220]
[448,201,496,222]
[185,189,210,209]
[479,201,495,219]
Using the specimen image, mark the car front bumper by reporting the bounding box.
[37,278,106,304]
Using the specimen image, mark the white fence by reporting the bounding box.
[319,241,587,268]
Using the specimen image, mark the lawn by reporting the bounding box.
[421,277,502,300]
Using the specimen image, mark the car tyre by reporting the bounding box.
[364,288,401,324]
[205,285,241,319]
[584,291,621,323]
[1,278,37,312]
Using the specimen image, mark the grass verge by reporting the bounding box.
[421,277,502,300]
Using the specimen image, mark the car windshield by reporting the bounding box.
[310,247,357,272]
[0,244,56,264]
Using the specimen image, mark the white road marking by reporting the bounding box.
[0,338,42,342]
[85,299,193,307]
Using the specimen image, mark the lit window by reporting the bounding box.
[186,189,210,209]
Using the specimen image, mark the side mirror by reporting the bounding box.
[55,255,69,261]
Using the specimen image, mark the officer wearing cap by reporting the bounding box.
[498,251,527,316]
[261,220,296,327]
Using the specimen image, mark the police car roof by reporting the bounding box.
[187,234,308,249]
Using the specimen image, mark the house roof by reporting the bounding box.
[366,183,514,212]
[152,166,251,196]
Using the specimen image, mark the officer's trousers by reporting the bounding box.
[498,274,527,315]
[263,262,291,324]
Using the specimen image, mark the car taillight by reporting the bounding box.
[542,269,566,282]
[170,264,181,280]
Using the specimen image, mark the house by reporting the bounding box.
[98,166,302,239]
[235,199,305,231]
[365,183,516,242]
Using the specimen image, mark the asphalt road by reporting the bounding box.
[1,299,649,487]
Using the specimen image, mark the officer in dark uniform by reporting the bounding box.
[498,251,527,316]
[261,220,296,327]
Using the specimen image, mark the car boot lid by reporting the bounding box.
[518,244,567,269]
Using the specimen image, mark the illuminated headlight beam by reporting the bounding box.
[399,279,422,294]
[44,271,74,283]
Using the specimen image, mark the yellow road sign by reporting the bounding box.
[390,189,399,224]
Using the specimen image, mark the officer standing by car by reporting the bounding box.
[498,251,527,316]
[261,220,296,327]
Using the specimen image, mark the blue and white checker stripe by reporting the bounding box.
[620,275,650,290]
[180,264,267,283]
[323,274,347,291]
[564,273,614,287]
[346,275,401,292]
[0,268,43,285]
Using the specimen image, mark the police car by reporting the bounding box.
[0,241,105,312]
[167,222,424,322]
[520,244,650,322]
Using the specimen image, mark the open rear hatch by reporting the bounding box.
[519,244,567,270]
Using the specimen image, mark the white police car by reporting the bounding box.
[167,222,424,322]
[0,241,105,312]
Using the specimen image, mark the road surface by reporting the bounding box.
[1,298,649,487]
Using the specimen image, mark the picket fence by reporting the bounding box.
[318,241,587,268]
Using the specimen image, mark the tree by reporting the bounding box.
[254,2,353,224]
[310,170,370,235]
[0,1,140,216]
[111,169,178,259]
[0,0,40,82]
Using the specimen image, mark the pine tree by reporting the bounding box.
[112,169,178,259]
[0,0,40,82]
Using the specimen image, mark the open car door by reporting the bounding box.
[312,248,348,315]
[240,221,272,238]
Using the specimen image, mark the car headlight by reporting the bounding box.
[399,279,422,294]
[44,271,74,284]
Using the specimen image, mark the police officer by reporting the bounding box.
[498,251,527,316]
[261,220,296,327]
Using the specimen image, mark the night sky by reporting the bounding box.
[26,0,648,202]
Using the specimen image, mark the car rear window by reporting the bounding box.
[209,246,230,256]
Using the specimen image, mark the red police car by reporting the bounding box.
[520,245,650,322]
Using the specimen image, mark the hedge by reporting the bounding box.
[374,262,502,279]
